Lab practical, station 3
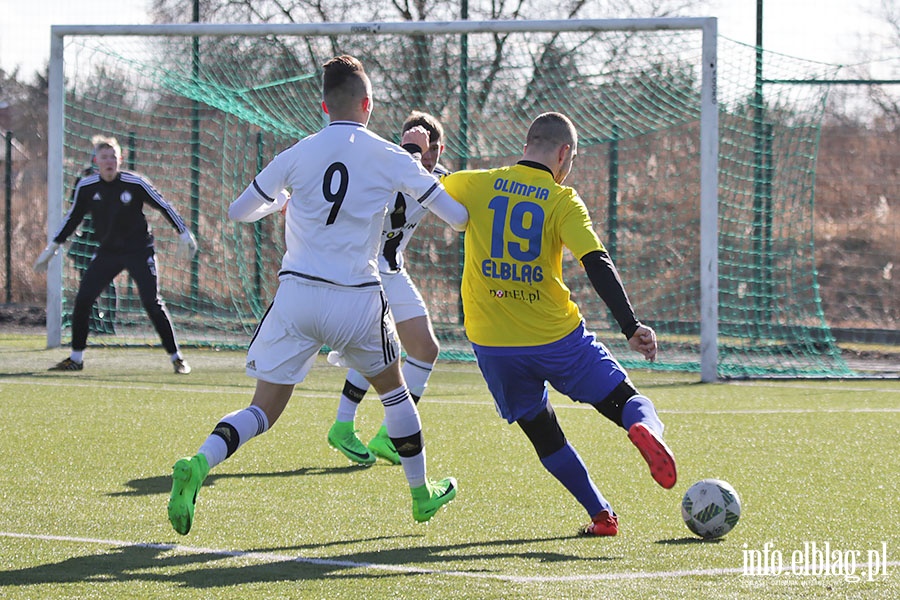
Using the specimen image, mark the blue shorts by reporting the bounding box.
[472,322,628,423]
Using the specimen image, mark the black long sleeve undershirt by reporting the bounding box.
[581,250,641,340]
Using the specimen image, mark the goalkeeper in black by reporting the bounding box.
[34,135,198,374]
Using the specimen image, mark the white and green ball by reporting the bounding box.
[682,478,741,539]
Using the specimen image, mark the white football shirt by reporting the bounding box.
[249,121,444,287]
[378,163,450,273]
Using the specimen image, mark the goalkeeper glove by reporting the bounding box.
[33,242,61,273]
[176,229,198,261]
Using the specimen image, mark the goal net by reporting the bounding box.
[45,19,848,379]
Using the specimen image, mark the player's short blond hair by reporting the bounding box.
[91,135,122,158]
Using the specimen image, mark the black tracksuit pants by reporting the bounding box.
[72,247,179,355]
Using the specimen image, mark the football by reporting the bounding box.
[681,479,741,539]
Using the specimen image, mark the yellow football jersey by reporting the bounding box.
[442,163,605,346]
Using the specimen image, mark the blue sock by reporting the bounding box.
[540,442,611,517]
[621,394,664,436]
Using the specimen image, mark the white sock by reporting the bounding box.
[377,356,435,429]
[380,385,426,487]
[70,350,84,363]
[401,356,435,401]
[198,405,269,469]
[335,398,358,423]
[335,369,370,422]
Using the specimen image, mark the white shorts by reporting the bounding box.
[382,268,428,324]
[246,277,399,384]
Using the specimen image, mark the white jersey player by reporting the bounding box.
[166,56,467,537]
[326,111,454,466]
[378,166,449,273]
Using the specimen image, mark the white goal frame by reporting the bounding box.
[46,18,719,381]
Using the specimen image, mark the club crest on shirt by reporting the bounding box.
[120,191,133,204]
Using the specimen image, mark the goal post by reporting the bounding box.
[44,18,844,379]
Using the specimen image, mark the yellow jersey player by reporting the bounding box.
[442,111,676,536]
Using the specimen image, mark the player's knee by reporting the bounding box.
[416,342,439,364]
[140,296,163,311]
[141,299,168,319]
[517,405,566,459]
[74,289,97,311]
[594,380,638,428]
[389,431,424,457]
[367,360,403,393]
[407,337,439,364]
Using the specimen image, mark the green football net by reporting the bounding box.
[50,20,849,378]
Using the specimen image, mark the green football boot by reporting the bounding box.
[167,453,210,535]
[327,420,376,465]
[367,425,401,465]
[411,477,458,523]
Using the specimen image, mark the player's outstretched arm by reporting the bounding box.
[581,249,643,338]
[427,190,468,232]
[398,126,466,230]
[229,186,290,222]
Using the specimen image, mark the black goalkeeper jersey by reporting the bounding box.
[53,170,187,253]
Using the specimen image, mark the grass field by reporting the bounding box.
[1,333,898,599]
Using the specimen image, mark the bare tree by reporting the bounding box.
[148,0,706,123]
[870,0,900,129]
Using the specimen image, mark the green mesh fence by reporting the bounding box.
[56,24,850,378]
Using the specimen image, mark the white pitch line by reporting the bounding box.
[729,381,900,394]
[1,378,899,414]
[3,531,897,584]
[663,407,900,414]
[0,378,316,398]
